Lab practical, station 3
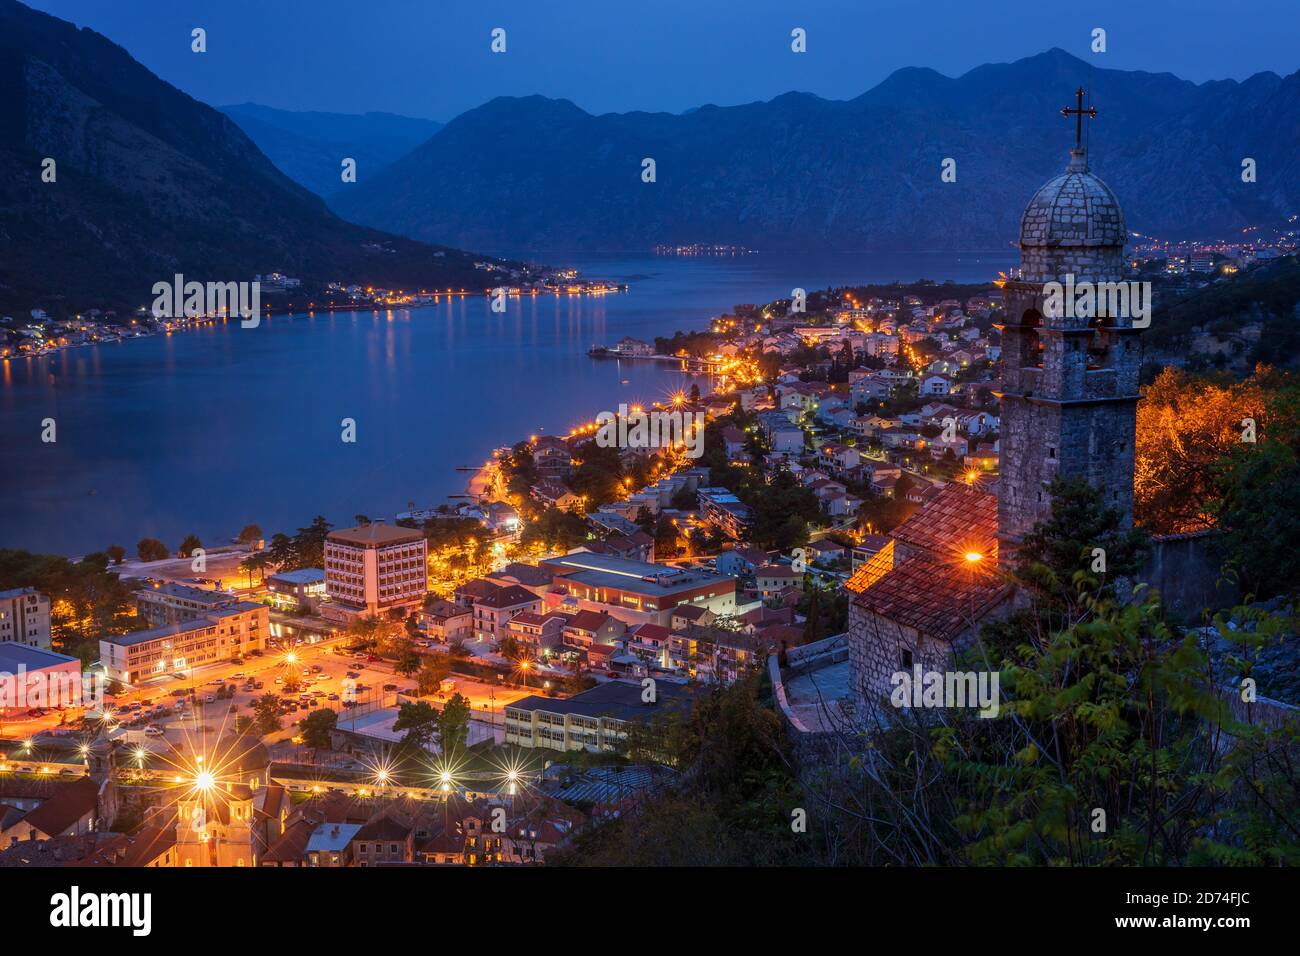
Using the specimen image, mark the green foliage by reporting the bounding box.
[520,507,589,551]
[392,700,439,751]
[300,708,338,750]
[252,693,281,735]
[0,548,141,651]
[136,538,168,562]
[743,470,820,551]
[436,692,472,754]
[1211,380,1300,598]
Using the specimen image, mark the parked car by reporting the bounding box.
[310,664,323,673]
[327,693,340,701]
[382,684,398,692]
[144,726,166,737]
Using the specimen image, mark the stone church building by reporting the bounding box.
[846,97,1147,715]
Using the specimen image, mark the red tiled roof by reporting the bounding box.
[852,554,1008,643]
[19,778,99,838]
[262,816,318,863]
[475,585,539,610]
[888,482,997,559]
[631,623,671,642]
[566,610,609,633]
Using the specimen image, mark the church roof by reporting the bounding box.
[888,482,998,561]
[1020,148,1125,248]
[851,554,1009,643]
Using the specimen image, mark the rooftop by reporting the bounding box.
[100,602,264,647]
[328,524,425,547]
[0,642,77,672]
[268,567,326,585]
[506,679,695,723]
[851,554,1009,644]
[541,552,731,599]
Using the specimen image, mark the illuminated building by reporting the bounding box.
[322,523,428,621]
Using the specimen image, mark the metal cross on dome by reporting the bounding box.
[1061,87,1097,148]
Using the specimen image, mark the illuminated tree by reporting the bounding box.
[1134,367,1266,533]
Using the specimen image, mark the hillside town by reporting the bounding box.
[4,213,1299,866]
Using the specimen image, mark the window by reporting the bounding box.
[901,649,913,669]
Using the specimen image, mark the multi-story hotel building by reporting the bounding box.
[322,524,428,620]
[0,588,51,650]
[99,602,268,685]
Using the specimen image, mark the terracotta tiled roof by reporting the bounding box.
[475,585,539,610]
[566,610,609,632]
[888,482,997,559]
[262,816,318,863]
[79,824,178,867]
[852,554,1008,643]
[17,778,99,838]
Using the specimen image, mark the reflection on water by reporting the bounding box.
[0,251,1010,554]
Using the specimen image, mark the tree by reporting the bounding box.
[238,552,270,588]
[106,545,126,565]
[436,693,472,755]
[252,693,281,735]
[803,588,823,643]
[392,700,439,751]
[178,534,202,558]
[416,656,451,696]
[137,538,168,562]
[266,532,297,569]
[1135,367,1267,533]
[300,708,337,752]
[292,516,333,569]
[236,524,263,545]
[1211,378,1300,597]
[394,645,421,677]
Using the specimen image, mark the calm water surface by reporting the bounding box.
[1,251,1011,554]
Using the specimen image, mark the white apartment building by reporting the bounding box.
[0,588,51,650]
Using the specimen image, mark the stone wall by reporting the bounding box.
[1139,531,1239,617]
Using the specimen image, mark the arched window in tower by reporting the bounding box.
[1087,315,1110,370]
[1018,308,1045,369]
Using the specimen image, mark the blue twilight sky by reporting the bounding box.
[25,0,1300,120]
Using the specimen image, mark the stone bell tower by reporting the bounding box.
[998,89,1144,557]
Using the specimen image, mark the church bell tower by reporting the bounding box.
[998,89,1144,556]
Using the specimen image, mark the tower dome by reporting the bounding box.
[1018,147,1127,284]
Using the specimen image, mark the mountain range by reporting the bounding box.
[0,0,489,315]
[219,103,442,200]
[332,49,1300,256]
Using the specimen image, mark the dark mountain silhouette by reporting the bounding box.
[333,49,1300,257]
[220,103,442,199]
[0,0,491,315]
